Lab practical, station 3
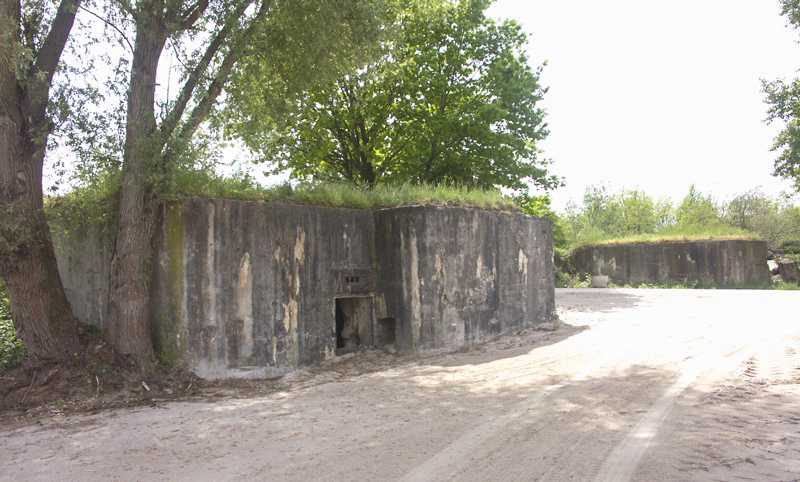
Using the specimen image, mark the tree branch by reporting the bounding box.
[31,0,82,104]
[178,0,208,30]
[78,5,134,52]
[158,0,254,143]
[173,0,271,146]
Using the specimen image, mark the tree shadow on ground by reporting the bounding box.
[556,287,647,313]
[11,358,794,482]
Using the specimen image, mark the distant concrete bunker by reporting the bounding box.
[56,199,555,379]
[572,240,770,287]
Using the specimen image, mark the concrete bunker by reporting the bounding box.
[572,239,770,287]
[55,198,556,379]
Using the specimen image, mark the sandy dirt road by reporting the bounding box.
[2,288,800,482]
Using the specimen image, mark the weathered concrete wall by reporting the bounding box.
[375,206,555,351]
[572,240,770,287]
[55,199,555,379]
[53,225,112,331]
[150,198,375,379]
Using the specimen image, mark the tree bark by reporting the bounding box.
[0,0,83,359]
[105,16,168,369]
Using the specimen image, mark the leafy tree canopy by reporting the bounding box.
[763,0,800,192]
[564,185,722,244]
[721,188,800,252]
[675,184,720,227]
[221,0,559,193]
[563,184,800,254]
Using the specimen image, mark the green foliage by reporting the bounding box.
[564,185,703,245]
[513,193,567,244]
[720,189,800,253]
[0,281,25,372]
[780,238,800,259]
[162,165,516,210]
[675,184,721,227]
[774,280,800,290]
[617,190,657,235]
[562,184,772,248]
[223,0,391,119]
[573,226,758,249]
[48,167,520,214]
[0,201,33,258]
[45,170,121,236]
[555,272,589,288]
[240,182,518,212]
[223,0,558,192]
[762,1,800,192]
[64,0,391,210]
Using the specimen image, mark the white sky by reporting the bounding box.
[487,0,800,210]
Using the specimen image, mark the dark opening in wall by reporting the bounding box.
[334,297,373,355]
[335,300,346,349]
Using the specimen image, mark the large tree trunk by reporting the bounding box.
[0,0,82,359]
[0,123,81,359]
[105,19,168,369]
[106,175,158,367]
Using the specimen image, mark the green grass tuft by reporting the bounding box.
[177,179,521,212]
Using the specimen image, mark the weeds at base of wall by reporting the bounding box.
[554,268,800,290]
[555,271,590,288]
[769,281,800,290]
[611,279,800,290]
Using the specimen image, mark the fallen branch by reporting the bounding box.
[21,372,37,403]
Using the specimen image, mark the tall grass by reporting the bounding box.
[169,173,520,212]
[573,224,759,248]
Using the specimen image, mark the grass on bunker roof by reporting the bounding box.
[572,226,760,249]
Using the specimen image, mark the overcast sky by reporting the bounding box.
[487,0,800,210]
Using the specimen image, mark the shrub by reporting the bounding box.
[0,281,25,372]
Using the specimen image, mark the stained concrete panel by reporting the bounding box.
[375,206,555,352]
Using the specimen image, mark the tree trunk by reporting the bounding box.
[105,19,168,369]
[106,175,158,367]
[104,1,266,369]
[0,0,82,359]
[0,121,81,359]
[0,221,81,358]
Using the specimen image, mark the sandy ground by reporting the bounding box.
[2,288,800,482]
